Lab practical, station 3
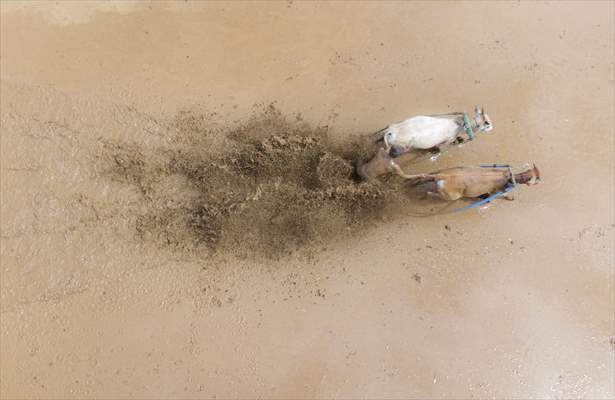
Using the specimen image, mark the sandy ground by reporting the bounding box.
[1,1,614,399]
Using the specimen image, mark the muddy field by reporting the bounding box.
[1,1,614,399]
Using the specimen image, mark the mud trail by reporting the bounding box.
[99,106,403,259]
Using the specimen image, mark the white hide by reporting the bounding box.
[383,116,460,151]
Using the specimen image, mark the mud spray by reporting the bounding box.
[97,106,424,259]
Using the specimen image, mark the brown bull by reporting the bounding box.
[357,150,540,201]
[403,164,541,201]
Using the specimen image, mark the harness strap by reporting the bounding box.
[509,166,517,186]
[428,112,465,118]
[479,164,511,168]
[452,184,515,213]
[427,111,476,141]
[479,164,517,185]
[462,113,475,140]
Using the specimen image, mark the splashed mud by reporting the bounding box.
[98,106,403,258]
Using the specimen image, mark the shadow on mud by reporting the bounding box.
[97,106,425,259]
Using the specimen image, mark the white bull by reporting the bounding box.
[373,106,493,157]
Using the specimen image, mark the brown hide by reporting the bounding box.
[431,167,510,200]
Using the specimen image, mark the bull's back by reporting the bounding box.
[462,168,509,197]
[388,116,458,149]
[434,167,509,199]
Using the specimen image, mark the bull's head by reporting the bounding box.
[518,163,541,185]
[528,163,541,185]
[474,106,493,132]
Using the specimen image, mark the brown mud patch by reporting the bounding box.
[97,106,415,259]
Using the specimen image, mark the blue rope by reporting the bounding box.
[452,185,516,213]
[479,164,511,168]
[451,164,517,212]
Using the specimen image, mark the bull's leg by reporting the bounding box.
[390,162,411,178]
[443,192,463,201]
[392,150,421,164]
[436,181,463,201]
[411,181,439,199]
[390,162,425,179]
[452,137,467,146]
[425,146,441,161]
[503,193,515,201]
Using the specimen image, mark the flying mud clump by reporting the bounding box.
[98,106,399,259]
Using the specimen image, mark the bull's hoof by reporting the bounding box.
[388,146,405,158]
[355,161,369,181]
